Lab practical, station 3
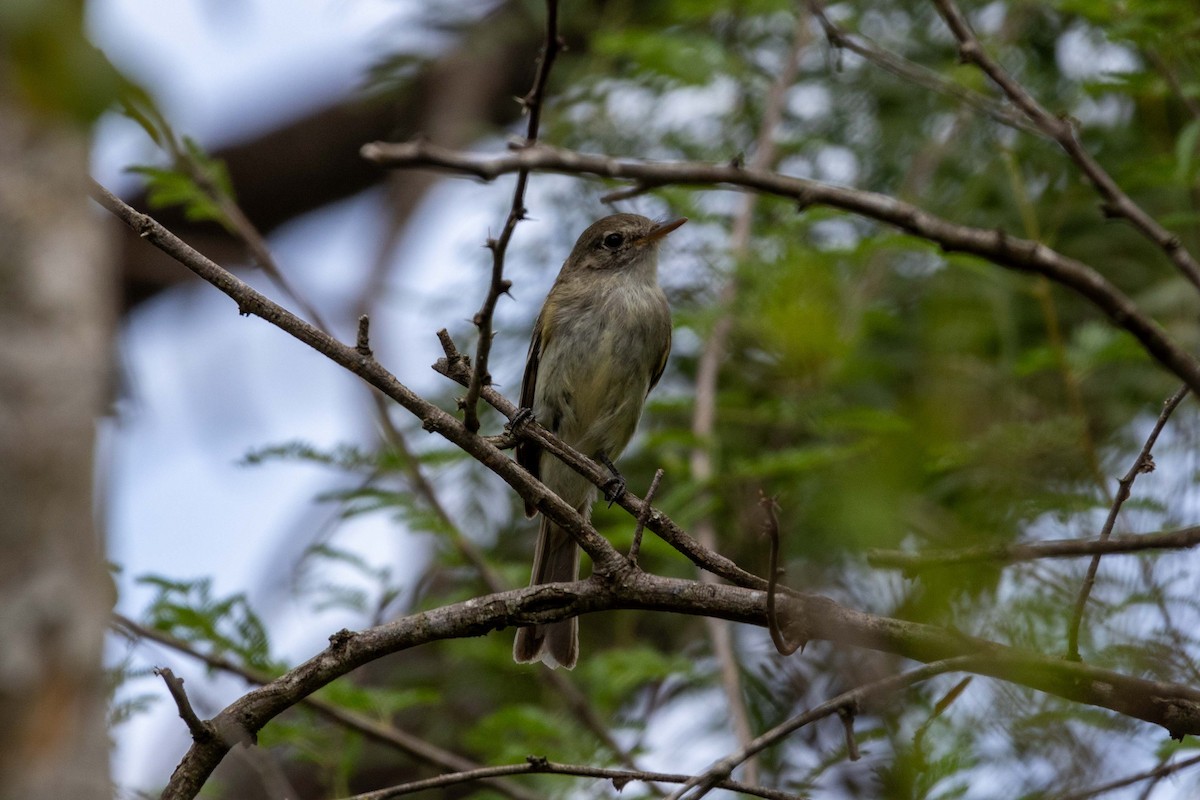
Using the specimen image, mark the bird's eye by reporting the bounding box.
[602,232,624,250]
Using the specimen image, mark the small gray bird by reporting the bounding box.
[513,213,685,669]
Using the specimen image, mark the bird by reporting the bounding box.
[513,212,686,669]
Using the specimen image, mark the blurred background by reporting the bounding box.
[15,0,1200,796]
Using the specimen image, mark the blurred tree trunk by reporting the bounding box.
[0,69,115,800]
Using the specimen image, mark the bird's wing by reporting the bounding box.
[516,311,545,517]
[647,302,672,395]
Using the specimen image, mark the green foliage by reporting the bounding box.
[120,91,239,229]
[138,575,281,675]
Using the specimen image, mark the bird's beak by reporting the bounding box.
[638,217,688,245]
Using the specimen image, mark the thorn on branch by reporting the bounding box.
[328,628,354,652]
[355,315,373,358]
[155,667,213,743]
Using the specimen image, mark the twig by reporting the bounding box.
[114,616,541,800]
[461,0,561,432]
[361,141,1200,399]
[804,0,1039,134]
[630,468,665,565]
[1066,385,1190,660]
[154,667,213,743]
[665,658,979,800]
[337,757,800,800]
[762,495,803,656]
[930,0,1200,292]
[837,705,860,762]
[868,524,1200,571]
[1056,753,1200,800]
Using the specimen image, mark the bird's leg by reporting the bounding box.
[597,453,626,507]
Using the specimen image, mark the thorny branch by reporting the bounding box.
[931,0,1200,292]
[361,141,1200,398]
[462,0,561,433]
[1066,384,1190,660]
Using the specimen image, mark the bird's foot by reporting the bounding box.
[598,453,626,507]
[506,407,535,435]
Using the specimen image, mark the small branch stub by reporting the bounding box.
[356,315,373,358]
[155,667,213,743]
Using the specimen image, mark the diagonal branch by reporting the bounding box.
[1066,384,1190,660]
[462,0,561,433]
[930,0,1200,292]
[360,141,1200,397]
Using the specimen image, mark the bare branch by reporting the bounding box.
[1067,384,1190,660]
[362,141,1200,398]
[461,0,562,432]
[337,757,800,800]
[868,524,1200,571]
[930,0,1200,291]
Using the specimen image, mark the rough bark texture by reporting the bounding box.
[0,83,115,800]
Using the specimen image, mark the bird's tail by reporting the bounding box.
[513,515,581,669]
